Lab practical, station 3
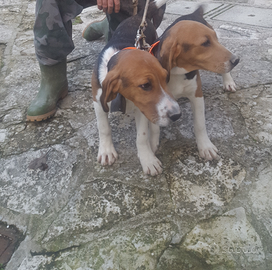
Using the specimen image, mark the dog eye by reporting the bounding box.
[139,82,152,91]
[201,39,210,47]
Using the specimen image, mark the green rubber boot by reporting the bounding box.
[27,60,68,121]
[82,17,109,41]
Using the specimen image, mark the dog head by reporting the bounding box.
[94,49,181,126]
[157,19,240,75]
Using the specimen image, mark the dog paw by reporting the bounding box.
[140,155,163,176]
[97,144,118,166]
[198,141,219,161]
[222,73,236,92]
[223,81,236,92]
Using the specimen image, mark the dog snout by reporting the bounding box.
[230,55,240,67]
[168,111,181,122]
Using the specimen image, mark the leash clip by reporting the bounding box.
[135,23,151,51]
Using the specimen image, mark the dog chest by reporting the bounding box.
[168,68,198,100]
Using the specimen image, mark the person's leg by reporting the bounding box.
[27,0,93,121]
[82,9,129,42]
[82,17,109,41]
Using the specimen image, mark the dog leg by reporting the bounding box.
[135,108,162,175]
[94,101,118,165]
[189,96,218,160]
[149,122,160,153]
[222,72,236,92]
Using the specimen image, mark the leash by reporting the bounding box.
[132,0,138,15]
[134,0,151,51]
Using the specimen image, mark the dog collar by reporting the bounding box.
[122,47,138,51]
[149,41,160,56]
[122,41,160,55]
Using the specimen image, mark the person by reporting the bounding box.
[27,0,165,121]
[27,0,122,121]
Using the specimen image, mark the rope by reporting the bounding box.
[132,0,138,15]
[134,0,151,51]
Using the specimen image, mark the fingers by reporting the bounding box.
[114,0,120,13]
[97,0,103,11]
[97,0,120,14]
[103,0,112,13]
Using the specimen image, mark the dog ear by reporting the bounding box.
[158,40,181,81]
[100,70,122,112]
[194,5,214,29]
[194,5,204,17]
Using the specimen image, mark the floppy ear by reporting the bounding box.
[158,40,181,81]
[100,70,122,112]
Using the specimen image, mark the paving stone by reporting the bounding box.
[169,155,246,214]
[181,207,266,269]
[166,1,223,15]
[19,222,174,269]
[249,165,272,236]
[213,5,272,27]
[229,85,272,145]
[41,179,157,251]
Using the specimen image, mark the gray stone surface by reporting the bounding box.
[0,0,272,269]
[213,5,272,27]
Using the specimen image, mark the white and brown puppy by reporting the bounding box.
[92,14,181,175]
[151,6,240,160]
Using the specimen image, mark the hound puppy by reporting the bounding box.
[92,13,181,175]
[150,6,240,160]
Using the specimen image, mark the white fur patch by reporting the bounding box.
[168,73,197,100]
[170,67,189,75]
[96,88,103,104]
[99,47,119,84]
[156,85,180,126]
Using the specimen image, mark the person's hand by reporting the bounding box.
[97,0,120,14]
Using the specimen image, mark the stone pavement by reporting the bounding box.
[0,0,272,269]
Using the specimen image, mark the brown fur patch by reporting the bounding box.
[182,43,191,52]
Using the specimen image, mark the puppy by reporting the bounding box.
[150,6,240,160]
[92,12,181,175]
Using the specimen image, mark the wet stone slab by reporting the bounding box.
[158,208,266,270]
[0,145,87,215]
[19,222,174,269]
[169,154,246,215]
[41,179,157,251]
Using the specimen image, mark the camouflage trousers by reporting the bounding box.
[34,0,127,65]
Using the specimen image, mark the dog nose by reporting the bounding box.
[168,112,181,122]
[230,55,240,67]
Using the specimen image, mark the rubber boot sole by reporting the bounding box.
[26,89,68,122]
